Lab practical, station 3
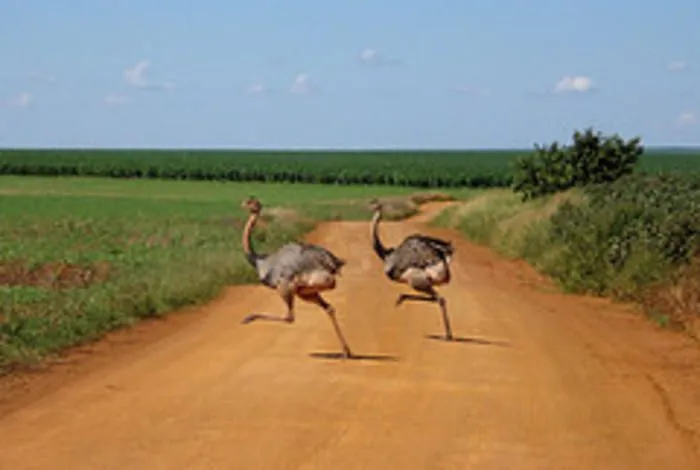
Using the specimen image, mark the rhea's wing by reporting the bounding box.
[258,242,345,286]
[298,243,346,274]
[403,234,454,258]
[384,236,450,278]
[255,243,304,287]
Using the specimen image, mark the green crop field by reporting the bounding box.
[0,149,516,188]
[1,148,699,188]
[0,176,471,371]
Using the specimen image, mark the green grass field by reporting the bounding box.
[1,148,699,188]
[0,176,471,372]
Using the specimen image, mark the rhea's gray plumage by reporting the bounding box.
[240,196,353,358]
[369,200,456,341]
[380,234,454,281]
[254,242,346,288]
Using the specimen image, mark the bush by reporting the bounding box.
[542,173,700,296]
[512,127,644,201]
[436,163,700,334]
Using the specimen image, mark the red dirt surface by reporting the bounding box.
[1,202,700,469]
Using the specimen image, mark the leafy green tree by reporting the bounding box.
[512,127,644,200]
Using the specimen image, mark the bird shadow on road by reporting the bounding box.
[309,352,400,362]
[425,334,510,347]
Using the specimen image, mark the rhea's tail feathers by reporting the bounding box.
[333,257,347,275]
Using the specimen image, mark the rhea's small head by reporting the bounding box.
[242,196,262,214]
[369,198,383,212]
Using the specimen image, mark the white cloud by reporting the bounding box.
[162,81,176,91]
[124,60,149,87]
[554,75,593,93]
[358,47,401,67]
[124,59,175,91]
[8,92,33,107]
[359,48,380,64]
[246,82,267,95]
[104,93,129,106]
[678,111,697,126]
[290,73,312,94]
[668,60,687,72]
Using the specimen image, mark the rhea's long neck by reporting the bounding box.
[370,210,389,260]
[242,212,262,267]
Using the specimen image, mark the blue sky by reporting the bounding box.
[1,0,698,149]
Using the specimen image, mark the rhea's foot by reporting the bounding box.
[342,346,354,359]
[241,313,261,324]
[240,313,294,324]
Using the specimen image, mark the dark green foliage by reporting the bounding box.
[1,147,698,189]
[542,173,700,296]
[0,149,517,188]
[512,128,645,200]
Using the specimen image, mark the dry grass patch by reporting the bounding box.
[640,256,700,337]
[408,191,456,205]
[496,191,582,236]
[364,191,456,221]
[0,261,111,289]
[431,189,580,258]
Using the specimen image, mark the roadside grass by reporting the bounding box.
[433,185,700,338]
[0,176,466,373]
[431,189,581,262]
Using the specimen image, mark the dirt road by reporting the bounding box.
[3,202,700,469]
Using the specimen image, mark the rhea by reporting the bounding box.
[239,197,353,358]
[369,200,455,340]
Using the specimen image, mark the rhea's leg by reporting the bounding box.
[395,270,434,307]
[301,293,353,358]
[436,295,453,341]
[241,283,295,324]
[400,276,454,341]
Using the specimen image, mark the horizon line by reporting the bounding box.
[1,145,699,152]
